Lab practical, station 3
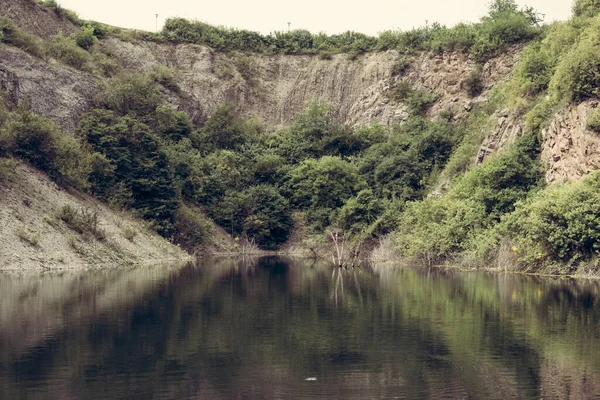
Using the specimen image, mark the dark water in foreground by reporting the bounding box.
[1,258,600,399]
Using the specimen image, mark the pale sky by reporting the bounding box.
[55,0,573,36]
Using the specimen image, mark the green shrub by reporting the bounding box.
[471,5,540,63]
[502,173,600,267]
[240,185,294,249]
[0,157,19,183]
[0,17,44,58]
[3,108,88,183]
[71,25,98,50]
[80,109,178,236]
[59,205,106,240]
[394,134,542,262]
[395,196,487,262]
[390,82,438,115]
[549,29,600,102]
[8,109,58,174]
[95,73,161,117]
[92,51,121,77]
[516,43,554,96]
[406,90,439,116]
[573,0,600,17]
[465,67,484,97]
[587,107,600,133]
[47,34,91,70]
[335,189,384,236]
[391,55,410,76]
[286,156,366,229]
[430,23,477,53]
[151,65,178,91]
[439,109,455,122]
[173,204,214,251]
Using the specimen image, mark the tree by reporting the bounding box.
[286,156,365,228]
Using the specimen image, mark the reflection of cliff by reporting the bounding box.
[1,259,600,399]
[0,264,183,355]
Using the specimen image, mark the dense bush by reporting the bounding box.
[79,109,178,236]
[503,173,600,267]
[335,189,384,236]
[391,82,439,115]
[285,156,365,229]
[1,108,91,188]
[573,0,600,17]
[516,43,553,96]
[71,25,98,50]
[549,26,600,102]
[359,118,455,201]
[394,134,543,262]
[95,73,161,117]
[587,107,600,133]
[465,67,484,97]
[173,204,214,251]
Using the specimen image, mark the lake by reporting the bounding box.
[1,257,600,399]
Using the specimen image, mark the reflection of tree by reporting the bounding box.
[0,260,600,399]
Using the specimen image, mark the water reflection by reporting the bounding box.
[1,258,599,399]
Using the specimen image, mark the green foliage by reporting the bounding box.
[587,107,600,133]
[359,118,456,201]
[516,43,553,96]
[47,33,91,70]
[154,104,193,141]
[59,205,106,241]
[394,134,543,262]
[0,17,44,57]
[286,156,365,229]
[502,173,600,267]
[2,108,91,188]
[391,82,439,116]
[173,204,214,251]
[160,0,539,60]
[79,109,178,236]
[573,0,600,17]
[42,0,83,25]
[277,102,367,163]
[335,189,384,236]
[71,25,98,50]
[465,67,484,97]
[198,105,247,151]
[95,73,161,118]
[391,55,411,76]
[470,1,540,63]
[395,196,487,261]
[151,65,179,91]
[549,23,600,102]
[449,134,542,220]
[0,157,19,183]
[239,185,294,250]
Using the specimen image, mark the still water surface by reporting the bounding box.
[1,257,600,399]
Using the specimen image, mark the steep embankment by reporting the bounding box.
[0,158,190,270]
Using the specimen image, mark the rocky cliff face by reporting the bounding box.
[541,101,600,182]
[103,38,521,130]
[0,0,521,132]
